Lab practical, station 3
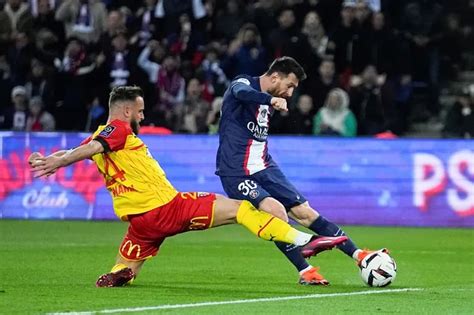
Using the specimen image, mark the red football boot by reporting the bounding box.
[301,235,349,258]
[96,267,135,287]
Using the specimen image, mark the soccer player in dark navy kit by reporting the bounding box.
[217,57,386,285]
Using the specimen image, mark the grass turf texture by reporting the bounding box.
[0,220,473,314]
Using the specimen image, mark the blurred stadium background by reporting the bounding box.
[0,0,473,314]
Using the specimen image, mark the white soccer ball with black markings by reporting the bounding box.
[359,251,397,287]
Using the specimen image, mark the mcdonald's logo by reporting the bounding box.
[180,192,198,200]
[121,240,141,259]
[189,216,209,230]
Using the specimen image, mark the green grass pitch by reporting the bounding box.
[0,220,473,314]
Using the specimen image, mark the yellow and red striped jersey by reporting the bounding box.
[82,119,178,220]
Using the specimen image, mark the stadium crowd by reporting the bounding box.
[0,0,472,137]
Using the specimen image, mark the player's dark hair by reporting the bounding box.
[108,86,144,108]
[266,56,307,81]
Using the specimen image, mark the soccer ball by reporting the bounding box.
[359,251,397,287]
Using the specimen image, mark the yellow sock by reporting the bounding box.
[111,263,129,273]
[236,200,312,245]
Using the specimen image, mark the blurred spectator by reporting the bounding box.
[137,39,166,117]
[401,0,444,115]
[301,11,330,64]
[287,0,342,33]
[167,13,206,59]
[198,43,228,97]
[54,37,96,130]
[178,77,209,133]
[98,9,126,51]
[29,0,57,17]
[137,39,164,84]
[349,64,395,135]
[354,0,372,31]
[248,0,280,44]
[206,96,222,134]
[329,1,356,76]
[24,58,55,110]
[157,54,185,107]
[0,54,13,110]
[2,0,34,38]
[84,96,106,131]
[130,0,158,48]
[351,1,373,74]
[98,31,141,89]
[213,0,246,41]
[222,23,267,78]
[34,28,64,67]
[313,87,357,137]
[154,0,207,37]
[358,11,406,76]
[392,74,414,135]
[267,7,315,73]
[288,94,314,135]
[2,85,29,130]
[301,59,339,113]
[7,32,34,86]
[439,14,465,80]
[26,96,55,131]
[33,0,65,46]
[156,54,185,126]
[55,0,107,44]
[0,10,12,50]
[442,86,474,138]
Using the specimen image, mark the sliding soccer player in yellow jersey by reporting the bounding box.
[30,86,347,287]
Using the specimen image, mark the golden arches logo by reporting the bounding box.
[180,192,198,200]
[189,216,209,230]
[121,240,141,259]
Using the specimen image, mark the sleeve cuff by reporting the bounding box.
[263,93,272,105]
[93,136,111,153]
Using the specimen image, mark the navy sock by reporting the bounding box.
[309,216,358,258]
[274,241,309,272]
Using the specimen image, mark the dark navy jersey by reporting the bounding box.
[216,75,278,176]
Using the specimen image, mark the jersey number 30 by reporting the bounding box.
[238,180,257,196]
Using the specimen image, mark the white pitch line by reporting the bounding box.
[47,288,422,315]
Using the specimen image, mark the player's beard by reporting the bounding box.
[268,86,285,99]
[131,119,140,134]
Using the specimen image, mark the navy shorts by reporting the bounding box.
[219,167,307,210]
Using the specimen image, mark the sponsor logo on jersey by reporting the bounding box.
[247,121,268,140]
[189,216,209,230]
[121,240,141,259]
[235,78,251,85]
[256,105,270,127]
[110,184,137,197]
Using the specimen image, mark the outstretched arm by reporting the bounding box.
[31,140,104,177]
[231,81,288,111]
[231,81,272,105]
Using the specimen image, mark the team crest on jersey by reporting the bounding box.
[249,189,260,199]
[235,78,251,85]
[99,125,116,138]
[256,105,270,127]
